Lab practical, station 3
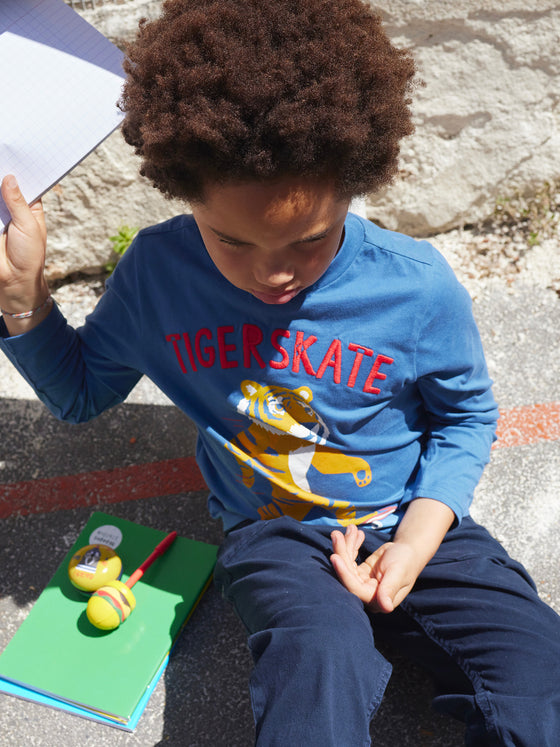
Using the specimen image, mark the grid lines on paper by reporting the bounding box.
[0,0,125,228]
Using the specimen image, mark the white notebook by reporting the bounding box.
[0,0,126,229]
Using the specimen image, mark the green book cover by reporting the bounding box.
[0,512,218,724]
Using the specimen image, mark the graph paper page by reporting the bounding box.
[0,0,125,228]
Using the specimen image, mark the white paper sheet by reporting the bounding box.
[0,0,126,228]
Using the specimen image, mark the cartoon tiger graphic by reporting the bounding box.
[224,380,390,526]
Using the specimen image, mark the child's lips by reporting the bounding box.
[251,287,301,304]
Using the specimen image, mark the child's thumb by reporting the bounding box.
[375,584,396,614]
[1,175,33,228]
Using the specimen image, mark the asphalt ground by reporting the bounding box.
[0,272,559,746]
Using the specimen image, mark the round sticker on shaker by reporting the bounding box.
[89,525,123,549]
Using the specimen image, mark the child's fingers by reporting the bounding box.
[342,524,359,560]
[331,529,380,605]
[332,525,365,564]
[330,552,377,604]
[0,176,47,284]
[374,584,396,614]
[374,565,414,614]
[333,526,363,567]
[352,527,365,557]
[331,530,354,566]
[330,552,357,588]
[29,198,46,232]
[28,200,47,246]
[1,175,37,232]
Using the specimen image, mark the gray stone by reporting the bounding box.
[43,131,185,281]
[369,1,560,234]
[44,0,560,279]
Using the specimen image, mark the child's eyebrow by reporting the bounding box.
[208,225,334,245]
[209,227,252,244]
[298,228,331,243]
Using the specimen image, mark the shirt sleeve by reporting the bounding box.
[411,252,499,521]
[0,252,143,424]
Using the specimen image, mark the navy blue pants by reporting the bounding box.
[214,515,560,746]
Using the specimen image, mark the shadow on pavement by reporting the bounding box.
[0,396,465,745]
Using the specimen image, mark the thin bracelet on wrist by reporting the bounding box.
[1,295,53,320]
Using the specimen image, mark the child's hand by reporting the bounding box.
[330,524,421,614]
[0,175,49,330]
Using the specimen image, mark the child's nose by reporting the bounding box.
[254,258,295,286]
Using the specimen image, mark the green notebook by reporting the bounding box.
[0,512,218,729]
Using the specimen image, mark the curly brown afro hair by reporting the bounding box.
[120,0,416,202]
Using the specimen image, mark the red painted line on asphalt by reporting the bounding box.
[0,456,206,519]
[0,402,558,518]
[495,401,560,449]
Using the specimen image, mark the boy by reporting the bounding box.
[1,1,559,744]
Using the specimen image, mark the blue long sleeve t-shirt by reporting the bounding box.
[0,213,499,531]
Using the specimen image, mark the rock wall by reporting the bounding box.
[44,0,181,281]
[44,0,560,279]
[370,1,560,234]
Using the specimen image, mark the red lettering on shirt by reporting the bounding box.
[217,326,238,369]
[270,329,291,369]
[292,330,317,375]
[166,334,187,373]
[167,323,393,394]
[316,339,342,383]
[347,343,374,388]
[363,354,394,394]
[243,324,265,368]
[195,328,215,368]
[182,332,198,372]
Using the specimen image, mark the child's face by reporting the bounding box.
[191,178,350,304]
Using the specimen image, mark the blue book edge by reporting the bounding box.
[0,653,169,732]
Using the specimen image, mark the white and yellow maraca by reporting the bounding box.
[68,543,123,593]
[86,531,177,631]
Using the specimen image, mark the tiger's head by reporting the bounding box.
[237,381,329,444]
